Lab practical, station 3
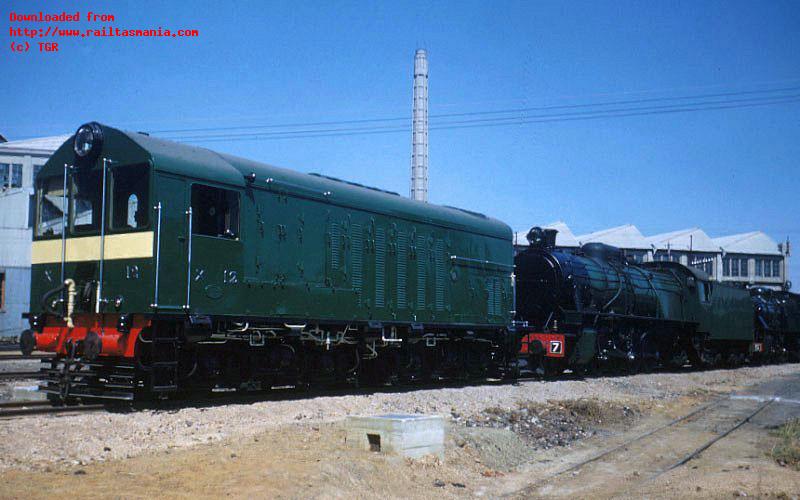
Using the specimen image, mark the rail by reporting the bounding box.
[0,400,106,418]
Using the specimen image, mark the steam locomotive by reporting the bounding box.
[18,123,800,402]
[515,227,800,376]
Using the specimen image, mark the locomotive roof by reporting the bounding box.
[41,124,512,240]
[640,260,711,282]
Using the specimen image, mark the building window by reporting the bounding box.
[626,250,645,263]
[690,255,714,277]
[725,257,748,278]
[10,164,22,187]
[0,164,23,189]
[755,259,763,277]
[191,184,240,239]
[0,271,5,310]
[759,258,780,278]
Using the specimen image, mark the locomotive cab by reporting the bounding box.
[30,124,157,364]
[27,123,249,398]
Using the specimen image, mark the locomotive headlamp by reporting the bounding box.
[28,314,44,332]
[73,122,103,161]
[117,313,131,333]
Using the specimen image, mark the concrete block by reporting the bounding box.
[10,384,46,401]
[345,414,444,459]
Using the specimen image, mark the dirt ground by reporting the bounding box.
[1,366,799,499]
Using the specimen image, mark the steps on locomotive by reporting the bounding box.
[150,323,179,393]
[38,358,137,401]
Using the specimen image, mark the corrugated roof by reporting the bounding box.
[0,135,69,154]
[514,221,580,247]
[647,227,718,252]
[712,231,782,256]
[577,224,650,249]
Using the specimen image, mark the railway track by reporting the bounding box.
[0,354,54,361]
[0,400,107,419]
[510,394,777,498]
[0,353,52,381]
[648,398,774,480]
[0,371,42,380]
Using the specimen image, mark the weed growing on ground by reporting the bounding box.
[770,418,800,470]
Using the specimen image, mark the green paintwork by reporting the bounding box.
[31,124,513,329]
[643,262,753,342]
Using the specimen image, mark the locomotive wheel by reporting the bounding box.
[528,341,547,377]
[635,333,658,373]
[542,358,565,378]
[19,330,35,356]
[573,358,599,378]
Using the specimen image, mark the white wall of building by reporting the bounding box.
[0,136,66,338]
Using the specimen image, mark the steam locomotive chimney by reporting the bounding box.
[527,227,558,248]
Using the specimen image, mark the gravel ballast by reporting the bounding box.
[0,364,798,471]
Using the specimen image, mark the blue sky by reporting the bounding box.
[3,0,799,282]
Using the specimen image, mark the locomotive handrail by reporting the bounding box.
[629,265,664,320]
[95,158,111,313]
[184,206,193,311]
[588,256,624,313]
[265,177,334,202]
[605,260,627,313]
[150,202,162,309]
[59,163,70,304]
[449,255,514,271]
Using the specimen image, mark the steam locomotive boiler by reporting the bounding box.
[515,227,696,375]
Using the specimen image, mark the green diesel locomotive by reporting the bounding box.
[24,123,515,400]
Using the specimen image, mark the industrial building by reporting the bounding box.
[515,222,791,290]
[0,134,68,339]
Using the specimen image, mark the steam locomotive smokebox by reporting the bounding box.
[344,414,444,458]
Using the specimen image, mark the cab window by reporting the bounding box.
[35,177,66,237]
[191,184,239,239]
[111,165,149,230]
[70,169,103,233]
